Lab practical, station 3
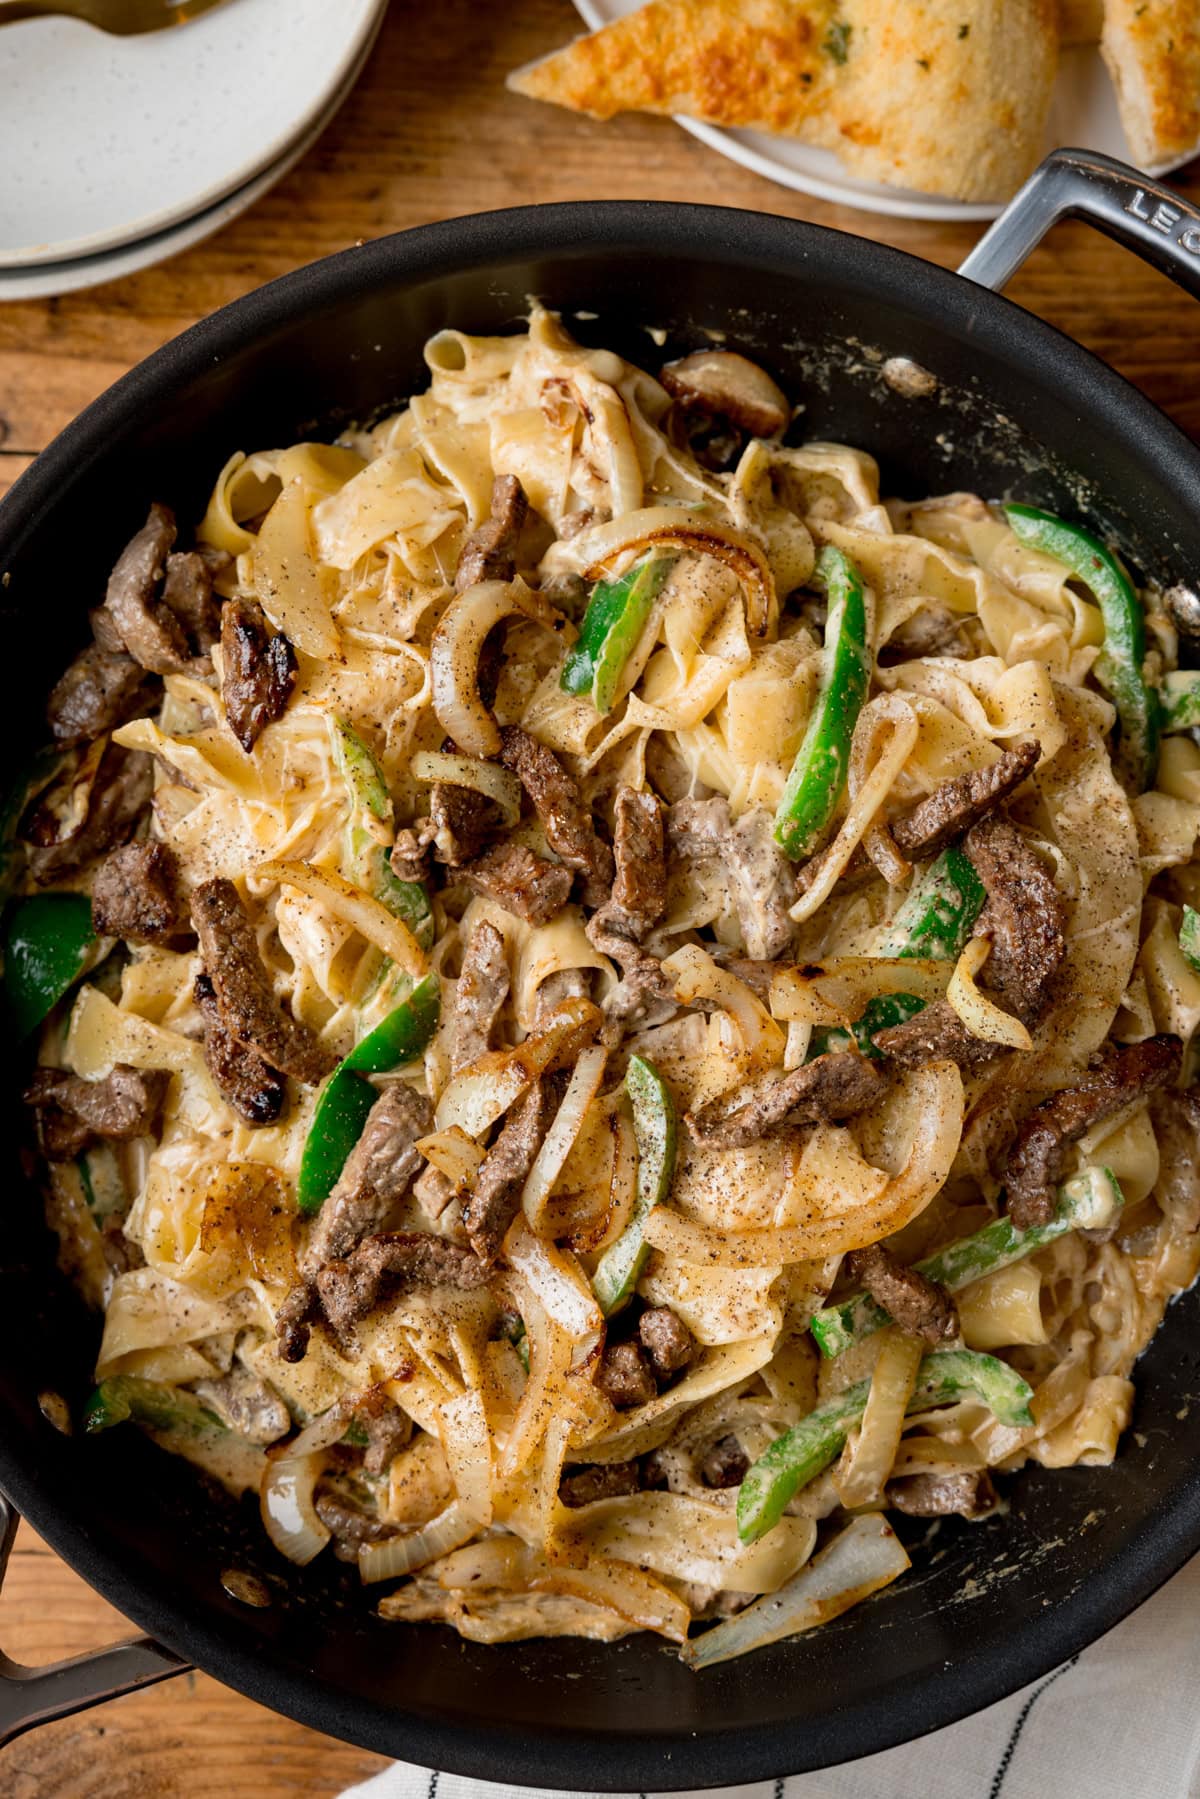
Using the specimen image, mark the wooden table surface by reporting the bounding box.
[2,1,1199,1792]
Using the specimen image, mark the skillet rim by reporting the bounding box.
[2,197,1200,1790]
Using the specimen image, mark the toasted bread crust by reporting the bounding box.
[1102,0,1200,171]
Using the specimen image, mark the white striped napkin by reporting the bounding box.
[341,1552,1200,1799]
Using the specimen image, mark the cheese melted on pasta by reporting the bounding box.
[29,307,1200,1657]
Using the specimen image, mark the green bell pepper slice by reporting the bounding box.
[874,846,986,961]
[560,553,675,715]
[736,1349,1034,1543]
[296,974,441,1217]
[1005,504,1159,790]
[1180,904,1200,975]
[84,1376,225,1436]
[592,1055,677,1316]
[3,892,96,1039]
[329,715,433,951]
[810,1165,1125,1359]
[808,991,927,1061]
[774,545,871,860]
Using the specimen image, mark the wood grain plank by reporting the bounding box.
[1,1,1199,1792]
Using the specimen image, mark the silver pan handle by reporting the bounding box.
[959,146,1200,296]
[0,1490,188,1747]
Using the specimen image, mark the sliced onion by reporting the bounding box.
[662,944,785,1071]
[409,750,522,826]
[358,1500,477,1584]
[415,1127,486,1189]
[947,938,1032,1050]
[535,1558,689,1645]
[431,578,565,757]
[260,1453,330,1567]
[568,506,777,637]
[258,859,428,977]
[499,1283,574,1479]
[272,1406,349,1462]
[833,1333,922,1509]
[505,1217,603,1341]
[434,996,601,1137]
[770,956,955,1023]
[679,1515,910,1668]
[522,1045,607,1226]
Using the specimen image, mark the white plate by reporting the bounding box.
[0,0,384,267]
[0,7,384,304]
[574,0,1194,221]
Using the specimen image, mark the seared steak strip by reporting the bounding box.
[454,475,528,591]
[668,798,794,960]
[219,596,297,753]
[886,1470,998,1518]
[461,1078,554,1265]
[451,918,510,1074]
[499,726,614,906]
[428,781,499,866]
[638,1306,696,1379]
[192,1369,290,1444]
[25,1064,168,1161]
[28,747,153,884]
[688,1050,887,1148]
[596,1341,657,1408]
[844,1242,959,1347]
[102,503,191,675]
[460,840,574,927]
[607,785,667,940]
[194,973,286,1128]
[275,1281,318,1363]
[354,1389,414,1475]
[700,1435,750,1489]
[315,1488,399,1547]
[303,1084,432,1273]
[390,828,430,885]
[91,841,186,945]
[161,548,225,655]
[889,741,1041,862]
[46,644,152,747]
[966,815,1065,1024]
[316,1231,490,1344]
[191,878,334,1084]
[1005,1035,1182,1229]
[559,1461,641,1508]
[875,998,1006,1072]
[586,913,675,1038]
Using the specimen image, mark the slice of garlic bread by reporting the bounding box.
[1060,0,1102,44]
[507,0,844,135]
[1101,0,1200,172]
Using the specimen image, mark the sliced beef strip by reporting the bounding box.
[886,1470,998,1518]
[25,1064,168,1159]
[193,1368,291,1444]
[596,1341,657,1409]
[428,781,499,867]
[607,785,666,940]
[889,740,1041,861]
[314,1488,397,1547]
[390,828,431,885]
[303,1084,432,1273]
[354,1389,414,1475]
[1149,1086,1200,1235]
[966,815,1065,1024]
[460,1078,553,1265]
[315,1231,490,1344]
[192,878,333,1085]
[558,1460,642,1508]
[700,1434,750,1489]
[708,955,780,1003]
[534,967,590,1027]
[194,973,286,1128]
[451,918,511,1074]
[638,1306,695,1379]
[161,549,225,655]
[46,644,153,747]
[460,840,573,927]
[586,913,675,1040]
[844,1242,959,1347]
[688,1050,887,1149]
[874,998,1006,1073]
[275,1281,318,1363]
[28,746,153,884]
[102,503,192,675]
[91,840,185,945]
[499,725,613,906]
[667,798,794,960]
[1005,1035,1182,1229]
[454,475,529,591]
[219,595,297,754]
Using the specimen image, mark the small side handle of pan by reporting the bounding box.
[959,146,1200,298]
[0,1489,189,1748]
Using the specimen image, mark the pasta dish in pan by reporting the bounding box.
[14,307,1200,1662]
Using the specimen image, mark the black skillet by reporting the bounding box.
[2,148,1200,1791]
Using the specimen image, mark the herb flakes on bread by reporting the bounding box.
[1101,0,1200,173]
